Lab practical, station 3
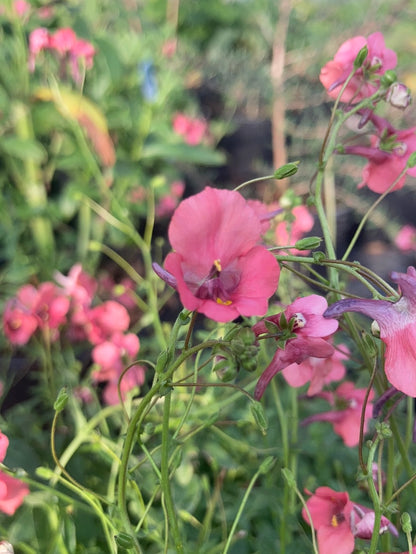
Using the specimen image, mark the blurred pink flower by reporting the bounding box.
[55,263,97,307]
[14,0,30,16]
[275,205,314,255]
[155,180,185,218]
[281,343,348,395]
[86,300,130,344]
[253,295,339,399]
[49,28,77,54]
[303,486,396,554]
[0,431,29,516]
[173,113,208,145]
[395,224,416,251]
[153,187,280,322]
[302,381,374,447]
[3,299,38,345]
[324,266,416,397]
[70,38,96,83]
[92,332,145,405]
[28,27,50,71]
[320,32,397,103]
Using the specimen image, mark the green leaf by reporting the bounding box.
[0,136,46,162]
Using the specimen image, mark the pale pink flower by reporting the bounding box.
[281,343,348,395]
[54,263,97,308]
[3,300,38,345]
[49,28,77,54]
[320,32,397,103]
[173,113,208,145]
[153,187,280,323]
[28,27,50,71]
[275,205,314,255]
[13,0,30,17]
[253,295,339,399]
[303,486,396,554]
[324,266,416,397]
[155,180,185,218]
[302,382,374,447]
[70,38,96,83]
[395,225,416,252]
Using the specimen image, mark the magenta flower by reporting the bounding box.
[303,486,397,554]
[86,300,130,344]
[49,28,77,54]
[281,343,348,396]
[153,187,280,323]
[342,115,416,193]
[320,32,397,103]
[0,431,29,516]
[3,300,38,345]
[274,204,314,255]
[253,295,339,399]
[324,266,416,397]
[302,381,374,447]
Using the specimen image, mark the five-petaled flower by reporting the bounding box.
[320,32,397,103]
[0,430,29,515]
[303,486,397,554]
[153,187,280,323]
[253,295,339,399]
[324,266,416,398]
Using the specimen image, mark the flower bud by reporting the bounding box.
[401,512,412,533]
[353,45,368,69]
[213,356,238,382]
[54,387,69,413]
[294,236,322,250]
[115,532,135,549]
[250,400,268,434]
[386,82,411,109]
[380,69,397,88]
[273,162,299,179]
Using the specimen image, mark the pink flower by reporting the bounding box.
[55,263,97,307]
[154,187,280,323]
[342,114,416,193]
[155,180,185,218]
[70,38,96,83]
[275,204,314,255]
[324,266,416,397]
[49,28,77,54]
[302,382,374,447]
[28,27,50,71]
[281,343,348,396]
[303,487,354,554]
[0,431,29,516]
[86,300,130,344]
[3,299,38,345]
[320,32,397,103]
[14,0,30,17]
[92,332,145,405]
[303,486,397,554]
[173,113,208,145]
[253,295,339,399]
[395,225,416,252]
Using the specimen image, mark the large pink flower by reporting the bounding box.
[154,187,280,322]
[320,32,397,103]
[253,295,339,399]
[324,266,416,397]
[303,486,397,554]
[302,381,374,447]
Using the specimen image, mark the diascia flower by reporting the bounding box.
[0,431,29,515]
[303,486,397,554]
[153,187,280,323]
[253,295,339,399]
[324,266,416,397]
[320,32,397,103]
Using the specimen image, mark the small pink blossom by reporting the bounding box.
[302,382,374,447]
[324,266,416,397]
[155,180,185,218]
[13,0,30,17]
[154,187,280,323]
[3,300,38,345]
[281,343,348,395]
[173,113,208,145]
[320,32,397,103]
[253,295,339,399]
[28,27,50,71]
[395,225,416,252]
[54,263,97,308]
[49,28,77,54]
[275,204,314,255]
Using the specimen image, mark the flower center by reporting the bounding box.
[291,312,306,330]
[194,259,241,305]
[331,513,345,527]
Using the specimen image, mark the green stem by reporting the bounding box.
[160,392,184,553]
[367,437,382,554]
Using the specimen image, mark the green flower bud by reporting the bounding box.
[250,400,268,434]
[155,350,169,374]
[213,356,238,382]
[54,388,69,413]
[294,236,322,250]
[115,532,135,549]
[353,45,368,69]
[400,512,412,533]
[313,251,326,263]
[380,69,397,88]
[407,151,416,168]
[273,162,299,179]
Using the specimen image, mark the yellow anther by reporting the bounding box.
[213,259,222,272]
[216,298,232,306]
